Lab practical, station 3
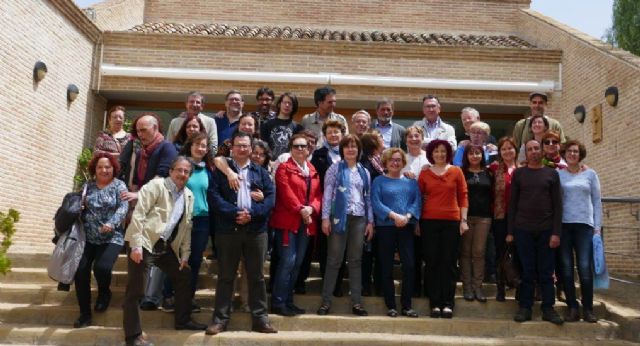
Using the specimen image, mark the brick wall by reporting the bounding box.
[143,0,530,34]
[100,32,560,90]
[517,10,640,277]
[88,0,145,31]
[0,0,100,252]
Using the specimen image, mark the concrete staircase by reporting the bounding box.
[0,252,637,345]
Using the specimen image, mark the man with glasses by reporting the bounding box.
[512,92,565,149]
[123,156,207,346]
[250,87,277,128]
[215,90,245,144]
[413,95,457,151]
[206,132,277,335]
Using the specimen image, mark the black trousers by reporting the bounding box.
[421,219,460,310]
[123,244,191,342]
[213,230,269,327]
[74,241,122,316]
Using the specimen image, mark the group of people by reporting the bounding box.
[72,86,602,346]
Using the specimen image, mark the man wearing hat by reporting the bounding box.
[512,92,566,149]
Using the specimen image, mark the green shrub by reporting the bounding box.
[0,209,20,275]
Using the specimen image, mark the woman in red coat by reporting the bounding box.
[269,133,322,316]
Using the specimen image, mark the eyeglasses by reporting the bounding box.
[389,158,403,163]
[543,140,559,145]
[292,144,308,150]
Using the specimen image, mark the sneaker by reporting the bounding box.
[162,297,175,313]
[564,307,580,322]
[441,307,453,319]
[514,307,532,322]
[429,307,441,318]
[542,307,564,325]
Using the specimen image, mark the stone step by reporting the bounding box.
[0,304,620,340]
[0,324,634,346]
[8,252,413,279]
[0,267,512,298]
[0,283,606,319]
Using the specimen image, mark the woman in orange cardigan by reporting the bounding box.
[418,139,469,319]
[269,134,322,316]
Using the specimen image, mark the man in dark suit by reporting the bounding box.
[371,98,406,150]
[206,131,277,335]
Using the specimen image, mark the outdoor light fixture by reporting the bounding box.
[605,86,618,106]
[573,105,586,123]
[67,84,79,102]
[33,61,47,82]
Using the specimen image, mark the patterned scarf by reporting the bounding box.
[330,161,369,234]
[136,132,164,184]
[368,154,384,175]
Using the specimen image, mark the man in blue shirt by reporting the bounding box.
[372,98,406,150]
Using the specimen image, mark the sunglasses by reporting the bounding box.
[292,144,308,150]
[543,140,559,145]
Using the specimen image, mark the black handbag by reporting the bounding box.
[498,243,521,288]
[53,184,87,238]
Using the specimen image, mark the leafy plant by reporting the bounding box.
[0,209,20,275]
[74,148,93,191]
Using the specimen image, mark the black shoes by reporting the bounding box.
[542,307,564,325]
[496,285,506,302]
[94,291,111,312]
[583,309,598,323]
[287,304,306,314]
[564,307,580,322]
[514,307,532,322]
[317,304,330,315]
[175,320,207,330]
[441,307,453,319]
[401,308,419,318]
[351,304,368,316]
[272,306,297,317]
[139,301,158,311]
[430,307,441,318]
[73,314,92,328]
[475,289,487,303]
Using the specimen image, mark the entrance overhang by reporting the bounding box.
[100,64,556,93]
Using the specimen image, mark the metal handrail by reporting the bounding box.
[601,197,640,204]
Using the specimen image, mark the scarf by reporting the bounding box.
[542,155,567,170]
[368,154,384,175]
[324,141,341,163]
[493,162,508,219]
[136,132,164,184]
[330,161,369,234]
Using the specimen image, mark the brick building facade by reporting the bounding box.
[1,0,638,276]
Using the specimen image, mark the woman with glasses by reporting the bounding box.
[261,92,304,159]
[558,140,601,323]
[371,148,421,317]
[269,134,322,316]
[541,131,566,169]
[317,134,373,317]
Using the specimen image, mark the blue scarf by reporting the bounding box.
[330,161,370,234]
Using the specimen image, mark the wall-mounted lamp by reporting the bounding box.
[605,86,619,107]
[33,61,47,82]
[574,105,586,123]
[67,84,79,102]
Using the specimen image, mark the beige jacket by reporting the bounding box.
[125,177,193,262]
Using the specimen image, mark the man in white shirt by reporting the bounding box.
[413,95,457,151]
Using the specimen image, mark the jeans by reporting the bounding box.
[515,228,556,309]
[321,215,366,306]
[377,225,415,310]
[560,223,594,310]
[421,219,460,310]
[74,242,123,316]
[163,216,210,298]
[272,229,309,308]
